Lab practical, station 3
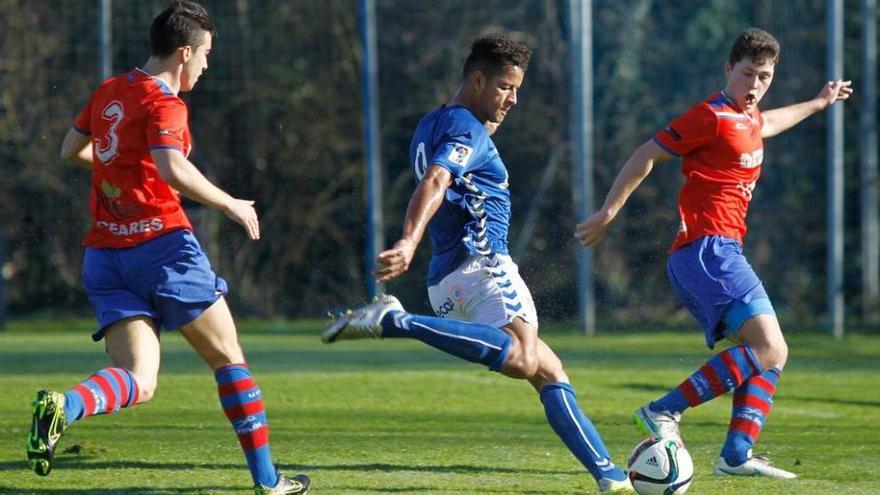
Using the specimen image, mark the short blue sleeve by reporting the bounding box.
[430,116,487,178]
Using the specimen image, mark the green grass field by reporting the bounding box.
[1,321,877,494]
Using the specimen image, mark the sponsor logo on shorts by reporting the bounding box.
[435,297,455,318]
[451,285,465,304]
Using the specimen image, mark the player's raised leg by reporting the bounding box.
[26,317,158,476]
[634,239,772,441]
[634,342,763,440]
[715,314,795,478]
[323,295,514,373]
[180,296,310,494]
[527,337,633,494]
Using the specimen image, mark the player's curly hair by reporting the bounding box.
[728,28,780,66]
[462,33,531,78]
[150,0,216,56]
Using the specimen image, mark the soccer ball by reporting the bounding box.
[627,437,693,495]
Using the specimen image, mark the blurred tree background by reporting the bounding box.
[0,0,875,330]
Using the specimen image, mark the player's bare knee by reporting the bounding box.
[199,340,244,370]
[540,359,566,384]
[767,338,788,369]
[518,351,540,378]
[133,375,158,403]
[501,346,539,379]
[753,339,788,371]
[501,355,536,379]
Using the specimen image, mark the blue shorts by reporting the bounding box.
[667,235,775,349]
[82,229,228,341]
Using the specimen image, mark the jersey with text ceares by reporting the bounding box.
[74,68,193,248]
[653,92,764,252]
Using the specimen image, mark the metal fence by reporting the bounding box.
[0,0,876,332]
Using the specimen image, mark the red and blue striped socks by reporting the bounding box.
[62,367,139,425]
[215,363,278,488]
[721,367,781,465]
[650,345,763,414]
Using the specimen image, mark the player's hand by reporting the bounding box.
[375,238,416,283]
[817,80,853,108]
[223,198,260,240]
[574,210,614,248]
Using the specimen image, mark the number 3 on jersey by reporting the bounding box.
[96,100,124,165]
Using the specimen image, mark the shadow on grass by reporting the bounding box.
[620,382,669,393]
[334,487,577,494]
[0,459,579,477]
[286,462,580,476]
[782,395,880,408]
[621,382,880,408]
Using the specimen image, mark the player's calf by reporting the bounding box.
[499,342,539,379]
[323,295,514,372]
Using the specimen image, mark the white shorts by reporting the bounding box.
[427,254,537,329]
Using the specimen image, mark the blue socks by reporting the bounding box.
[380,311,511,371]
[540,383,627,483]
[379,312,624,484]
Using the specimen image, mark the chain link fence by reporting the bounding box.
[0,0,874,330]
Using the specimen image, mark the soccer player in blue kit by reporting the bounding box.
[323,34,635,495]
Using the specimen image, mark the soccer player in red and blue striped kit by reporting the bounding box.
[26,2,309,493]
[576,28,851,479]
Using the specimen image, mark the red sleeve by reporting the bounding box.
[652,104,718,156]
[73,94,95,135]
[145,97,188,152]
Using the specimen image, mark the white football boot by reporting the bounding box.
[321,294,404,343]
[254,471,311,494]
[633,404,682,440]
[597,477,637,494]
[714,452,797,479]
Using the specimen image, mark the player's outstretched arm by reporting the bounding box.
[60,127,94,169]
[575,139,673,248]
[151,148,260,240]
[375,164,453,283]
[761,79,853,138]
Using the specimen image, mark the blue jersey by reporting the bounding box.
[409,105,511,286]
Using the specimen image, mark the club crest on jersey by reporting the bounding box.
[447,144,473,167]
